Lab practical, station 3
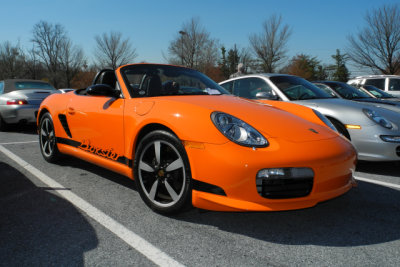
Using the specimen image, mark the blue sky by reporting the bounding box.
[1,0,398,75]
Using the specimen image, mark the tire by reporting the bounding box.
[0,115,8,131]
[134,130,192,214]
[39,113,60,162]
[328,118,351,140]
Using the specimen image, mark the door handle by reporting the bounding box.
[68,107,75,115]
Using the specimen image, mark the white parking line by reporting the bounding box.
[355,176,400,190]
[0,141,39,145]
[0,145,184,267]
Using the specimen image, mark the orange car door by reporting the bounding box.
[66,94,125,164]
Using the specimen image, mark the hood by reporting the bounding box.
[152,95,338,143]
[292,97,400,127]
[354,98,400,106]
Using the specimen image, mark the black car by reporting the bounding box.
[313,81,400,108]
[359,85,400,102]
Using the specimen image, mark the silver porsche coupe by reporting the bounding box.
[0,79,57,130]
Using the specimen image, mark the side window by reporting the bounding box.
[365,79,385,90]
[388,79,400,91]
[233,78,275,99]
[0,81,3,94]
[220,81,234,93]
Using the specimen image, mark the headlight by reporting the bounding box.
[363,109,393,129]
[211,112,268,147]
[312,109,337,132]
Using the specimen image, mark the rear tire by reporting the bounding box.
[39,113,60,162]
[0,115,8,131]
[134,130,192,214]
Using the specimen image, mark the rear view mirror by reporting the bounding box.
[86,84,120,98]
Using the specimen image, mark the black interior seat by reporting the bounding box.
[99,71,117,89]
[142,75,162,97]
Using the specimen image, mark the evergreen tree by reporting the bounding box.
[227,45,240,75]
[219,46,230,79]
[331,49,349,82]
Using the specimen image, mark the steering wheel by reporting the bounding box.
[298,93,310,100]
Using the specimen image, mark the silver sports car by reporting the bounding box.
[220,74,400,161]
[0,79,57,130]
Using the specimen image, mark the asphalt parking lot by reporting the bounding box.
[1,126,400,266]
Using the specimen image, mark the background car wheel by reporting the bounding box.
[328,118,351,140]
[134,130,192,214]
[39,113,60,162]
[0,115,8,131]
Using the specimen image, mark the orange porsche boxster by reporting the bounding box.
[37,63,357,214]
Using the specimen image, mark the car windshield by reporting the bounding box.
[325,82,371,99]
[314,83,338,97]
[363,85,395,98]
[14,81,55,90]
[121,65,229,97]
[269,76,335,100]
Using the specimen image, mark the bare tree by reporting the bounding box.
[32,21,67,87]
[59,39,86,87]
[167,17,219,72]
[94,31,137,69]
[0,41,25,79]
[347,4,400,74]
[25,45,45,80]
[249,14,292,73]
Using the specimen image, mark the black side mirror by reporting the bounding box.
[255,91,279,100]
[86,84,120,98]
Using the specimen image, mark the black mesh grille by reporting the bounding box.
[257,177,313,199]
[58,114,72,138]
[397,146,400,157]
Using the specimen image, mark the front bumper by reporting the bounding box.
[0,105,39,124]
[349,125,400,161]
[185,135,357,211]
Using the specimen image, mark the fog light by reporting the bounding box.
[380,135,400,143]
[257,167,314,179]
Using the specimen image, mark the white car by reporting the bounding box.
[348,75,400,97]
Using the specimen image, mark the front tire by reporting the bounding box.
[329,118,351,140]
[39,113,60,162]
[134,130,192,214]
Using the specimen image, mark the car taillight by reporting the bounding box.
[7,99,28,105]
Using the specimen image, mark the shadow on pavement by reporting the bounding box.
[0,162,98,266]
[1,124,37,134]
[175,181,400,247]
[356,160,400,177]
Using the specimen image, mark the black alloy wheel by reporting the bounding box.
[134,130,192,214]
[39,113,60,162]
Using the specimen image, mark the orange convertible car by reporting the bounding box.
[37,63,357,214]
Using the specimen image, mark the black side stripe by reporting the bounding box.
[56,137,132,167]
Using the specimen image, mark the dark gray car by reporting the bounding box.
[0,79,58,130]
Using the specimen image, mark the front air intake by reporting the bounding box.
[256,168,314,199]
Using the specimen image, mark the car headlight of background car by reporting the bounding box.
[211,112,268,147]
[312,109,337,132]
[363,108,394,129]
